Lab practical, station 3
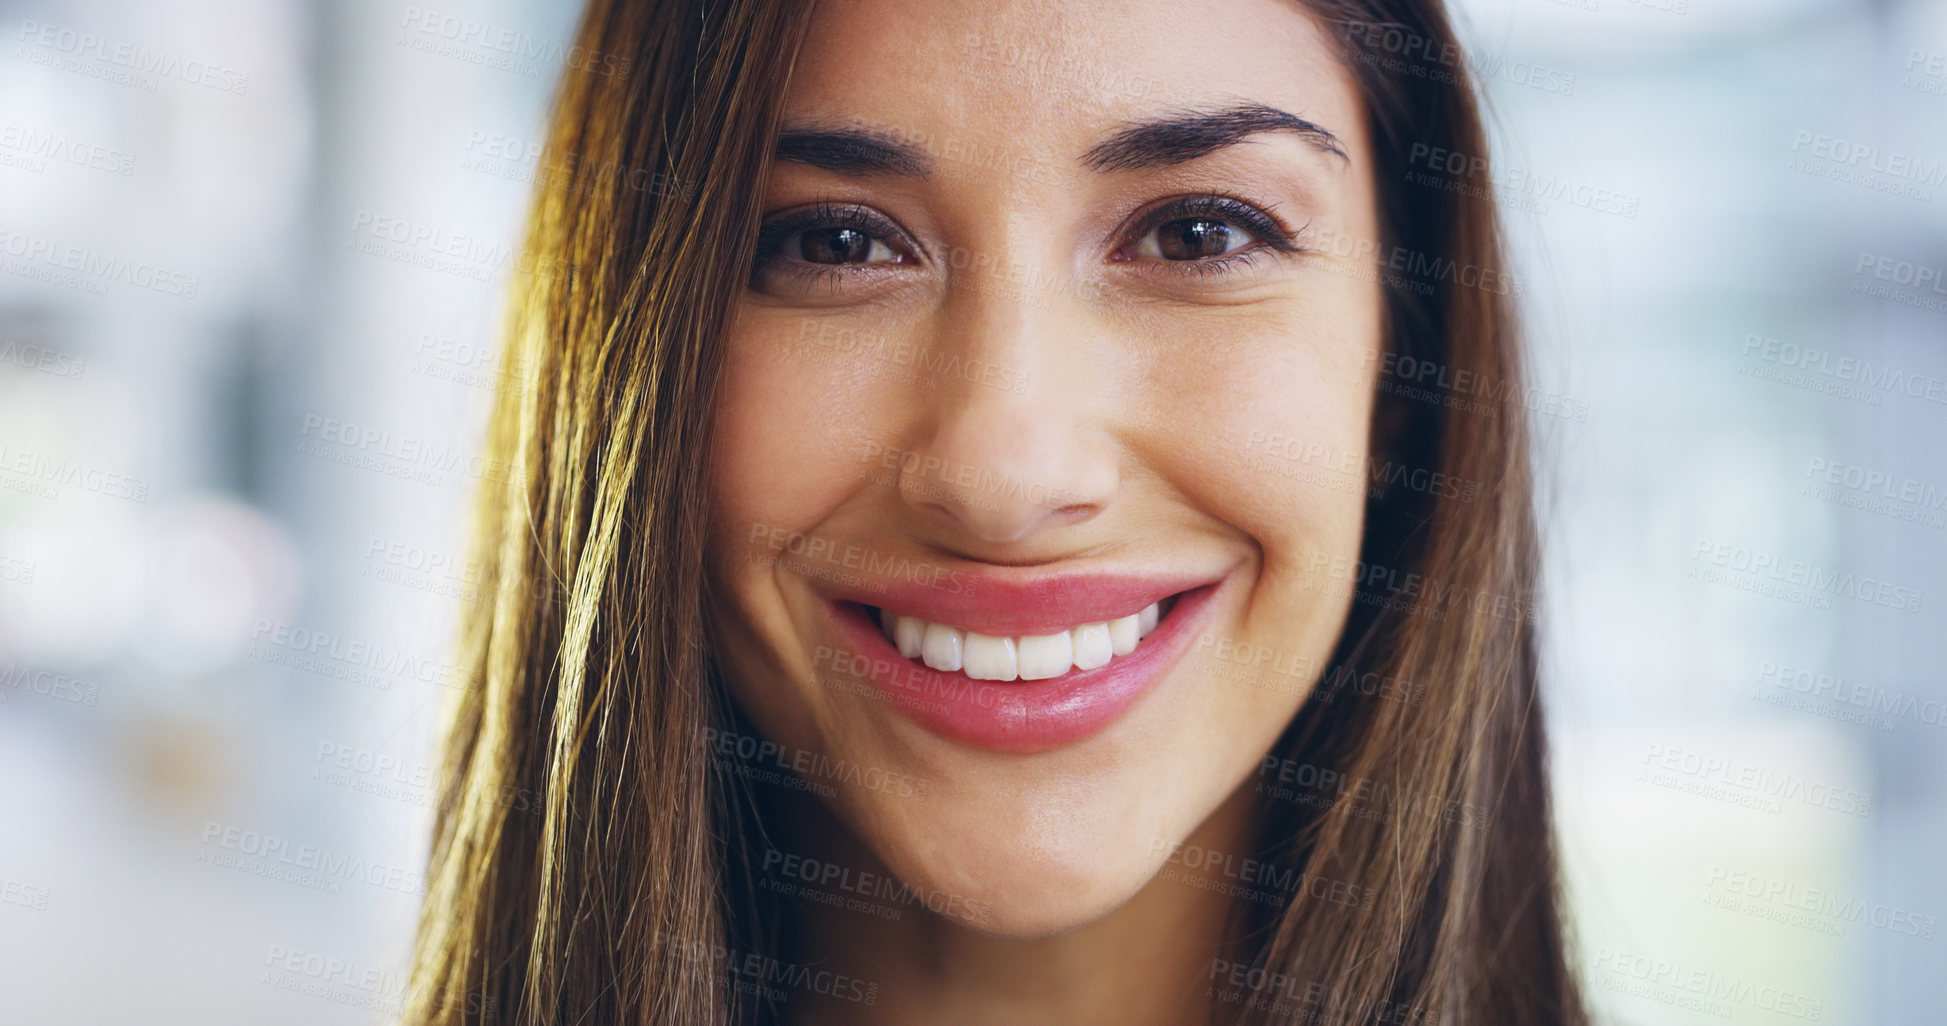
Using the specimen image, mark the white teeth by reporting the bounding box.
[962,632,1018,681]
[1016,631,1074,680]
[870,596,1177,679]
[1071,623,1113,670]
[921,622,964,672]
[894,615,926,659]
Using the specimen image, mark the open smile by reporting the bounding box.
[863,593,1179,681]
[813,570,1229,753]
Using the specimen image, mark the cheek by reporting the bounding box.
[1129,297,1379,710]
[706,327,899,792]
[711,332,865,539]
[1142,302,1379,562]
[707,325,877,708]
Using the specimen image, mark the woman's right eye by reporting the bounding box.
[776,226,906,266]
[751,203,922,296]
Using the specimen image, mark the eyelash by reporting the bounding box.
[749,193,1306,290]
[1115,193,1306,277]
[750,201,918,293]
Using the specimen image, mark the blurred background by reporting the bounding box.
[0,0,1941,1022]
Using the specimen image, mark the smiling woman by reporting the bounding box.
[404,1,1584,1025]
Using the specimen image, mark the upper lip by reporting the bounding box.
[809,561,1227,636]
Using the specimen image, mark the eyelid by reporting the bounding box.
[754,200,925,265]
[748,193,1307,297]
[1116,193,1303,257]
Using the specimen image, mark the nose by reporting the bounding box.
[895,291,1120,544]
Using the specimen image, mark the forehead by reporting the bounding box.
[784,0,1365,168]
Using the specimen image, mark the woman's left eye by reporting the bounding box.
[1128,217,1259,261]
[1109,195,1300,273]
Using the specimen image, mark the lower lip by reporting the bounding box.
[822,581,1222,753]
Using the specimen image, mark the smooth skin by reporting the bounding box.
[704,0,1382,1021]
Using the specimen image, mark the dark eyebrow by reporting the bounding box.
[775,126,935,178]
[1080,103,1348,173]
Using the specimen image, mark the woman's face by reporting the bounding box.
[707,0,1380,936]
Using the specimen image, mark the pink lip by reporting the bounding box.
[815,570,1214,636]
[812,576,1225,753]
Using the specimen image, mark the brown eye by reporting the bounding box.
[1156,218,1237,260]
[766,223,907,268]
[1125,210,1264,263]
[749,203,922,298]
[800,227,877,264]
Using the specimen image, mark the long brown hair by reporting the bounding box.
[404,2,1584,1024]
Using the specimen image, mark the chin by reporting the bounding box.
[836,734,1230,940]
[878,817,1173,939]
